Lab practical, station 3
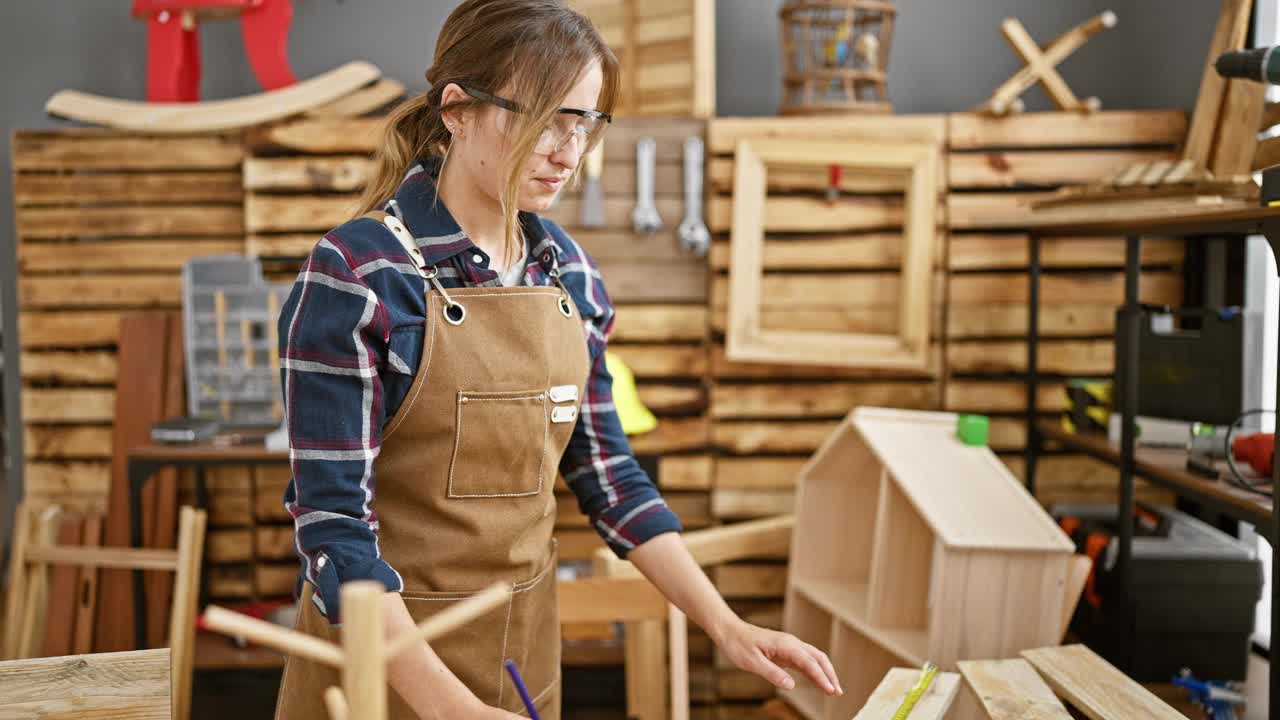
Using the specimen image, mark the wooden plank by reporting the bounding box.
[24,425,114,460]
[711,342,941,380]
[13,171,243,205]
[947,339,1113,375]
[1003,454,1174,508]
[0,648,171,716]
[949,271,1182,305]
[712,489,794,520]
[255,526,296,561]
[24,462,112,498]
[206,528,254,564]
[541,196,683,232]
[948,304,1122,339]
[594,258,707,304]
[709,233,932,272]
[947,234,1184,270]
[20,274,183,309]
[19,238,245,272]
[712,420,840,455]
[712,563,787,599]
[713,457,806,490]
[947,111,1188,150]
[708,116,947,155]
[41,514,83,657]
[19,311,122,349]
[612,344,707,378]
[12,129,243,170]
[244,193,361,234]
[207,565,254,598]
[637,383,706,414]
[958,658,1072,720]
[305,77,406,119]
[16,205,244,239]
[945,380,1066,413]
[253,564,297,597]
[96,313,170,653]
[1209,78,1266,177]
[245,117,384,154]
[947,191,1058,230]
[630,415,711,454]
[711,381,938,419]
[657,454,714,491]
[559,577,668,623]
[612,304,706,342]
[243,156,371,192]
[708,158,909,194]
[1184,0,1254,167]
[948,149,1177,189]
[21,389,116,423]
[852,668,961,720]
[74,514,103,654]
[712,272,948,310]
[709,194,904,234]
[20,350,118,384]
[254,466,293,522]
[1022,644,1185,720]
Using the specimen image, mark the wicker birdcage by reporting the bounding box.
[779,0,896,115]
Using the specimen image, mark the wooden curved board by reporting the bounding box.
[45,61,382,133]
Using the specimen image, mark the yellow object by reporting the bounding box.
[606,351,658,435]
[892,662,938,720]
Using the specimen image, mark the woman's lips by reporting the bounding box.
[536,177,564,191]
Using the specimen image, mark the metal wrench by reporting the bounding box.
[677,136,710,256]
[631,137,662,235]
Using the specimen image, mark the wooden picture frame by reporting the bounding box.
[725,139,938,369]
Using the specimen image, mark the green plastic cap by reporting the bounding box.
[957,414,989,446]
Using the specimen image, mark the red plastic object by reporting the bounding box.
[131,0,295,102]
[1233,432,1276,477]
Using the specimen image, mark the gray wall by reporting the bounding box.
[0,0,1237,522]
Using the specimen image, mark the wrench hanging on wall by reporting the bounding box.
[631,137,662,235]
[677,136,710,256]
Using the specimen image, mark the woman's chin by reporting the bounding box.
[519,190,559,214]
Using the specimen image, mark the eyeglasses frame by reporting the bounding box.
[456,83,612,152]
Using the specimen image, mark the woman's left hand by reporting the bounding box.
[715,618,842,697]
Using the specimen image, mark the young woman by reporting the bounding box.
[273,2,840,718]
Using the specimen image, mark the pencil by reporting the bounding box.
[503,658,540,720]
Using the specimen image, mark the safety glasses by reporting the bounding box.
[458,84,612,155]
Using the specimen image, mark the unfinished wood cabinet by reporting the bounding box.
[781,407,1074,720]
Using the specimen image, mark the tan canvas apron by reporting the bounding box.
[274,212,591,719]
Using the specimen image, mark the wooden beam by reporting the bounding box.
[11,130,243,171]
[558,577,668,623]
[948,150,1177,190]
[0,648,171,715]
[852,668,961,720]
[711,381,937,419]
[1184,0,1255,167]
[1021,644,1185,720]
[947,111,1188,151]
[958,658,1071,720]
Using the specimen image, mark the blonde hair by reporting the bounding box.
[357,0,619,263]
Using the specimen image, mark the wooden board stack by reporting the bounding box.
[568,0,715,118]
[945,111,1189,508]
[699,115,947,717]
[11,129,245,512]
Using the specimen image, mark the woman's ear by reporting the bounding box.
[439,82,470,137]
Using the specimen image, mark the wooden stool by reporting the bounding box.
[2,503,206,720]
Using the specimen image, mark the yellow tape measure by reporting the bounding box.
[891,662,938,720]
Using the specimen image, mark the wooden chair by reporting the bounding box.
[0,647,173,718]
[588,514,797,720]
[2,503,207,720]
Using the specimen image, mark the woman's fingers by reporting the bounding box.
[749,648,797,691]
[808,643,842,695]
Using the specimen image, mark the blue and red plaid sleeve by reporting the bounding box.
[547,222,683,557]
[278,232,405,624]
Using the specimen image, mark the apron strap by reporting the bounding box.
[362,210,428,279]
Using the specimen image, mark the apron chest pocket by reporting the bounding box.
[447,389,548,498]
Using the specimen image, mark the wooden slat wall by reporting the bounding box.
[945,111,1188,509]
[11,129,246,512]
[568,0,715,118]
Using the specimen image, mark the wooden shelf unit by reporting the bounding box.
[782,407,1075,720]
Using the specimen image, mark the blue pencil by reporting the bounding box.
[504,658,541,720]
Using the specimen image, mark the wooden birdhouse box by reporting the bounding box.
[782,407,1076,720]
[778,0,896,115]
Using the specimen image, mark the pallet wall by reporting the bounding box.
[944,111,1189,508]
[11,129,245,511]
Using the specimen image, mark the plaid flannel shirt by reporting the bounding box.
[278,157,682,622]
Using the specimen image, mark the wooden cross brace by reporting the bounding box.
[979,11,1117,115]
